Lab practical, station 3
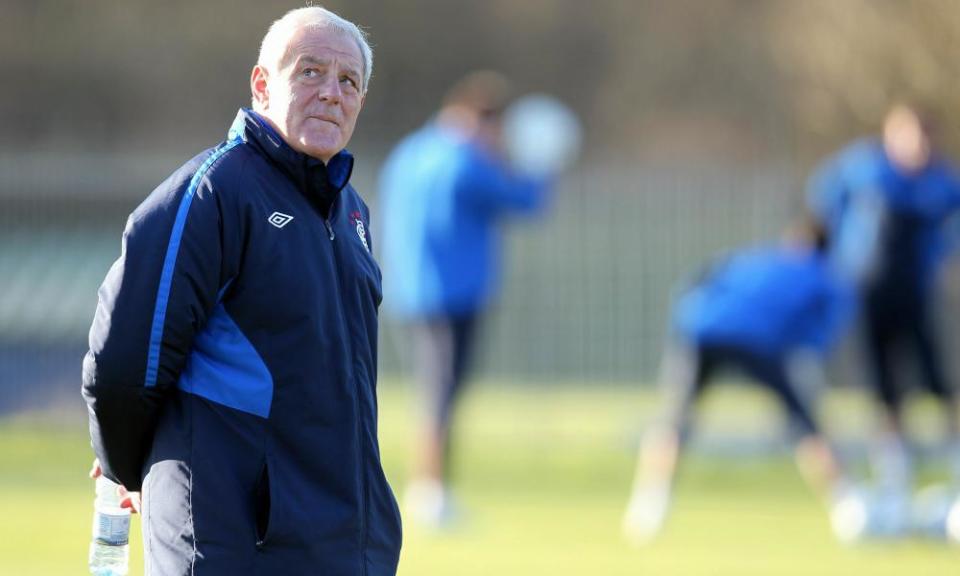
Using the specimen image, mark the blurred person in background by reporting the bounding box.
[807,103,960,502]
[623,217,855,544]
[82,7,402,574]
[379,71,552,528]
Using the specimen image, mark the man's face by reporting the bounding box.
[883,106,931,174]
[252,26,365,162]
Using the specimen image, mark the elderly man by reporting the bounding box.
[82,7,401,575]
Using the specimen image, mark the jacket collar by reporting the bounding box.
[228,108,354,215]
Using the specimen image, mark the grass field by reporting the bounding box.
[1,382,958,575]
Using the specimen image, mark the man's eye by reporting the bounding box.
[340,76,358,89]
[302,68,318,78]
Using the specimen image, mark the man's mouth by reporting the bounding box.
[309,115,340,126]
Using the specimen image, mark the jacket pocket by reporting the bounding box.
[254,462,271,545]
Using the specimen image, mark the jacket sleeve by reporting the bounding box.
[806,153,850,230]
[938,169,960,258]
[808,146,889,284]
[81,148,241,490]
[800,274,855,357]
[459,152,551,216]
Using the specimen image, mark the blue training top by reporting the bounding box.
[378,122,549,318]
[807,138,960,295]
[675,245,853,359]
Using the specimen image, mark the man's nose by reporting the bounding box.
[317,74,342,104]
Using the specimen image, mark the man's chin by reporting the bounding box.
[297,137,345,162]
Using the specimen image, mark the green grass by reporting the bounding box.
[1,383,958,575]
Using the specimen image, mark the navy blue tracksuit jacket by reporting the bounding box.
[82,109,402,575]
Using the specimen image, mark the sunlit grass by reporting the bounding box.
[0,383,957,575]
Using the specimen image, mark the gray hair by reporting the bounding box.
[257,6,373,93]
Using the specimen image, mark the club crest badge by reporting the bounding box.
[351,211,370,252]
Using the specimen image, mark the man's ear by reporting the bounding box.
[251,65,269,109]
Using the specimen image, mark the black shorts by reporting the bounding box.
[410,313,480,431]
[862,288,953,411]
[663,341,820,438]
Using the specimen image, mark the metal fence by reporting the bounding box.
[2,153,957,412]
[379,160,801,382]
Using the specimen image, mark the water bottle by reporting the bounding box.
[89,475,131,576]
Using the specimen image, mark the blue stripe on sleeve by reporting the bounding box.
[144,140,242,388]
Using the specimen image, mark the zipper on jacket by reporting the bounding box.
[322,206,368,576]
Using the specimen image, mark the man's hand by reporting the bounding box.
[89,458,142,514]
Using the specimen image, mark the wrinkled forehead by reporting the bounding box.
[276,24,364,72]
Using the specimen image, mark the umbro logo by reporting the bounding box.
[268,212,294,229]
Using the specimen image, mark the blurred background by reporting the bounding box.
[3,1,960,574]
